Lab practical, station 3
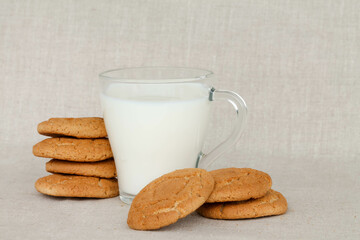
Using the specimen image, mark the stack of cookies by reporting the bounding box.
[127,168,287,230]
[196,168,287,219]
[33,117,119,198]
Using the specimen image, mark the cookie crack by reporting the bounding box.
[152,201,182,216]
[56,142,75,146]
[47,178,71,187]
[140,179,193,219]
[219,203,225,217]
[98,178,103,188]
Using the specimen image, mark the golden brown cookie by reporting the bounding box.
[206,168,272,203]
[35,174,119,198]
[37,117,107,138]
[46,159,117,178]
[197,189,287,219]
[33,138,113,162]
[127,168,214,230]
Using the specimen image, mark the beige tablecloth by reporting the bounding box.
[1,0,359,239]
[1,146,359,239]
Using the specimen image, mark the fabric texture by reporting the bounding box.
[1,0,359,239]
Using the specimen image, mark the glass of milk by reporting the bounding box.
[99,67,247,204]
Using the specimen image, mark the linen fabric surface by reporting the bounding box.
[1,0,359,239]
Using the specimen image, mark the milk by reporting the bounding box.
[101,83,211,196]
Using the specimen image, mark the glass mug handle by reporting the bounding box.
[198,87,248,169]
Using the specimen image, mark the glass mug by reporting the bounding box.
[99,67,247,204]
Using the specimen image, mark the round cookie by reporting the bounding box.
[127,168,214,230]
[35,174,119,198]
[33,138,113,162]
[206,168,272,203]
[197,189,287,219]
[46,159,117,178]
[37,117,107,138]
